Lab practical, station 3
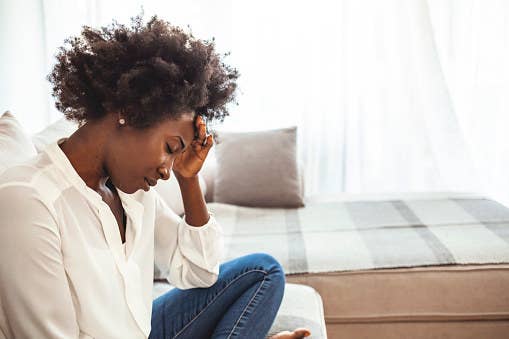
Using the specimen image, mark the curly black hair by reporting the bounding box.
[48,15,239,128]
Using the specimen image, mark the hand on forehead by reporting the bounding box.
[193,115,209,145]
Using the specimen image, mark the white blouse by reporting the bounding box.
[0,138,224,339]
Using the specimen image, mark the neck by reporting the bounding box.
[59,119,111,192]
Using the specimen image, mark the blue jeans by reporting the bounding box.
[149,253,286,339]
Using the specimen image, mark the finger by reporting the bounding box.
[197,122,207,144]
[191,133,211,149]
[202,134,213,148]
[198,135,213,159]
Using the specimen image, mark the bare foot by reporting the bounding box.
[269,327,311,339]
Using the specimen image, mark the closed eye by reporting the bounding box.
[166,143,174,154]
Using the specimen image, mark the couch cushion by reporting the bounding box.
[154,172,207,217]
[152,282,327,339]
[266,283,327,339]
[213,126,304,208]
[207,194,509,274]
[0,111,37,171]
[31,117,79,152]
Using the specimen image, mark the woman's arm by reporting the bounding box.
[172,115,214,228]
[153,115,223,289]
[175,173,210,227]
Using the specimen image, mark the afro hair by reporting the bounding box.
[48,14,239,128]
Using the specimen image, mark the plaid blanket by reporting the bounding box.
[208,197,509,275]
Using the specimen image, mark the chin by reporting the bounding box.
[115,182,139,194]
[112,176,147,194]
[125,184,145,194]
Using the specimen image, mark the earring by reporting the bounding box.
[119,118,125,125]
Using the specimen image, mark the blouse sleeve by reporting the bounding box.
[153,190,224,289]
[0,184,79,338]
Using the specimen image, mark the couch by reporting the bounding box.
[198,149,509,339]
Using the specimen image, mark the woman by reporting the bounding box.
[0,16,311,339]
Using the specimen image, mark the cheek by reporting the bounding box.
[138,152,172,177]
[114,139,167,178]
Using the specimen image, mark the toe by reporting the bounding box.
[294,327,311,338]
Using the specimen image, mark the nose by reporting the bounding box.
[158,167,171,180]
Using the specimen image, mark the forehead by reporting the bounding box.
[154,114,195,142]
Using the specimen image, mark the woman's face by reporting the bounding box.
[106,112,196,194]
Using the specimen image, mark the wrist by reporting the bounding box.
[174,172,198,184]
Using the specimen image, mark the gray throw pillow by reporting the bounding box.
[213,126,304,208]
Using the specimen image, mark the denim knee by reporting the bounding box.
[245,253,286,284]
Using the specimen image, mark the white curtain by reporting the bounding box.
[428,0,509,206]
[1,0,508,205]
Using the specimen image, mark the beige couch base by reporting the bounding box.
[286,263,509,339]
[324,320,509,339]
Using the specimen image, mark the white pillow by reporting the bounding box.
[0,111,37,172]
[31,117,79,152]
[155,171,207,216]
